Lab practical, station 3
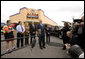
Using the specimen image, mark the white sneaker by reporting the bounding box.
[12,47,16,51]
[6,49,10,53]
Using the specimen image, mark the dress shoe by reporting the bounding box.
[43,46,46,49]
[40,47,43,49]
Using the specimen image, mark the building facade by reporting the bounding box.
[9,7,57,26]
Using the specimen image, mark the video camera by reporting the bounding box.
[73,19,83,24]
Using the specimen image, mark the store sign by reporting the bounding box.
[27,15,38,18]
[27,9,39,19]
[27,13,39,19]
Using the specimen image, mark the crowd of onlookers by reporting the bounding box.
[2,16,84,57]
[61,16,84,52]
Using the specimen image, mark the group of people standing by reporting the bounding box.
[3,20,52,53]
[61,16,84,51]
[3,16,84,54]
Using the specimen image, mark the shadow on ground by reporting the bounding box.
[48,42,63,47]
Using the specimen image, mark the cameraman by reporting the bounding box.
[78,16,84,50]
[72,16,84,50]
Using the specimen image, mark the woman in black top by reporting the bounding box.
[61,22,70,50]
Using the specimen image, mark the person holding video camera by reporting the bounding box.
[72,16,84,50]
[77,16,84,50]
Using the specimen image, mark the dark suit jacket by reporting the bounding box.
[46,27,52,36]
[37,23,45,37]
[69,35,78,46]
[61,26,70,38]
[30,24,36,35]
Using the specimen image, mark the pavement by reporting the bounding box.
[1,34,71,58]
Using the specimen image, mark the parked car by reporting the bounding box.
[56,26,63,39]
[58,30,63,39]
[50,26,63,39]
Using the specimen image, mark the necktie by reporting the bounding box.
[40,23,43,27]
[41,24,43,29]
[21,25,23,32]
[33,24,35,29]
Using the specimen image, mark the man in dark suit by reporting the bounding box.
[30,22,36,45]
[37,20,46,49]
[46,24,52,44]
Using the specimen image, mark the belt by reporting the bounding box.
[17,32,22,34]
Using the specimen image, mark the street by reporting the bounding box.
[1,35,71,58]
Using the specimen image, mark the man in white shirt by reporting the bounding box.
[16,21,25,48]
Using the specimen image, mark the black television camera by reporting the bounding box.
[73,19,83,24]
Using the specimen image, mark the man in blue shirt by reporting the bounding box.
[37,20,46,49]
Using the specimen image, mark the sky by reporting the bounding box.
[1,1,84,26]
